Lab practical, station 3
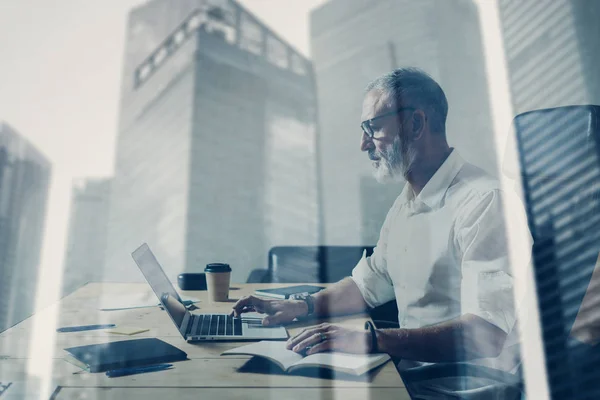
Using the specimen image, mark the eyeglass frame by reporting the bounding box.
[360,107,416,139]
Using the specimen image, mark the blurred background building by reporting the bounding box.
[103,0,319,283]
[500,1,600,398]
[310,0,496,245]
[499,0,600,115]
[62,178,111,296]
[0,122,51,332]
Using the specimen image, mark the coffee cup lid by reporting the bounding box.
[205,263,231,273]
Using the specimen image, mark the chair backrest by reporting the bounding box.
[514,105,600,398]
[267,245,374,283]
[265,245,399,325]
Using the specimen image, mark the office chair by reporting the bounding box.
[247,245,399,326]
[269,245,374,283]
[247,245,374,283]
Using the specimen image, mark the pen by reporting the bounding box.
[57,324,116,333]
[105,363,173,378]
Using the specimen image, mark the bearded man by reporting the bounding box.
[233,68,531,397]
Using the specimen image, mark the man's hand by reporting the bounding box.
[286,323,371,356]
[231,295,307,326]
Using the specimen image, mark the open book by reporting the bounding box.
[221,341,390,376]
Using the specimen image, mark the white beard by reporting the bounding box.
[371,135,416,184]
[373,158,399,183]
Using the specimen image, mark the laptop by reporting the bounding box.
[132,243,193,306]
[160,293,288,341]
[131,243,288,342]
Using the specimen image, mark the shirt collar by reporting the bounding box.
[400,149,465,210]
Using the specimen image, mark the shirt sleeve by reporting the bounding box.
[351,200,397,308]
[456,189,532,334]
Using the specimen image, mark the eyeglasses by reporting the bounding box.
[360,107,415,139]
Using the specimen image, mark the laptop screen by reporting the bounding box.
[131,243,183,304]
[161,293,187,330]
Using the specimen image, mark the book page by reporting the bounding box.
[289,352,390,376]
[222,341,303,371]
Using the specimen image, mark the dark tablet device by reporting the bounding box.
[254,285,325,299]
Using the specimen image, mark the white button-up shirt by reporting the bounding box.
[352,149,532,372]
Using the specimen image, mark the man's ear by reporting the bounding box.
[411,110,426,140]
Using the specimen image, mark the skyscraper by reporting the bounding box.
[105,0,319,283]
[498,0,600,115]
[62,178,111,296]
[0,122,51,332]
[571,0,600,105]
[310,0,496,245]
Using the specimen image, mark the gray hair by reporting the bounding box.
[365,67,449,135]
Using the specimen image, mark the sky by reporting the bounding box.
[0,0,547,396]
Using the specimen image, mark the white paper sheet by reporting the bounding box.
[98,292,199,311]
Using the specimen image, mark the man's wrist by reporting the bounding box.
[289,299,309,318]
[291,294,314,317]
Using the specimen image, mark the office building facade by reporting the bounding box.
[310,0,496,245]
[0,122,51,332]
[62,178,111,296]
[499,0,600,115]
[105,0,319,283]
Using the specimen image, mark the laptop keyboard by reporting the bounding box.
[189,314,243,336]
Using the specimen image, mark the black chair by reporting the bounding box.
[247,245,399,326]
[247,245,374,283]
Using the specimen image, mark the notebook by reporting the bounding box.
[64,338,188,373]
[106,326,149,336]
[221,341,390,376]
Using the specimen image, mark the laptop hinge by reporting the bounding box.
[180,312,192,337]
[185,314,194,337]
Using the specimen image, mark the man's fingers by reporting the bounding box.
[231,296,263,317]
[292,332,332,353]
[286,324,329,350]
[233,305,258,317]
[262,311,286,326]
[287,326,364,355]
[286,328,318,349]
[231,296,249,317]
[306,339,334,355]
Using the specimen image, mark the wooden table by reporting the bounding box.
[0,283,409,399]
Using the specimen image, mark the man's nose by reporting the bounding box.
[360,132,374,152]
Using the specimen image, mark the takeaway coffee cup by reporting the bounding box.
[204,263,231,302]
